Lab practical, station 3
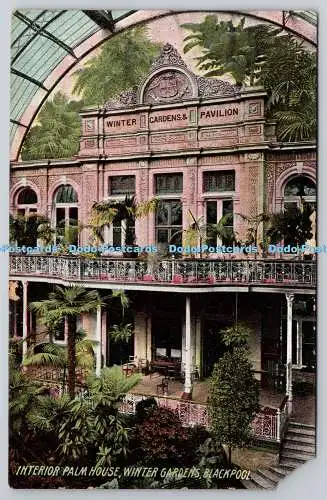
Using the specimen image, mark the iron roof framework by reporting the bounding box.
[10,9,317,161]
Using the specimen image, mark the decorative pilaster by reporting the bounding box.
[184,295,192,394]
[22,281,28,359]
[96,305,102,376]
[286,293,295,402]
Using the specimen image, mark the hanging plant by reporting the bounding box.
[108,324,133,343]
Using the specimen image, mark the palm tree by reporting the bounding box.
[22,329,96,391]
[29,286,104,398]
[236,212,271,255]
[182,16,275,85]
[182,16,317,141]
[266,203,313,248]
[73,26,161,105]
[9,213,54,247]
[89,195,159,249]
[21,92,82,160]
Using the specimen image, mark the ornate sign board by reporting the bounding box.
[79,44,266,157]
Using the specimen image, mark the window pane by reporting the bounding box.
[17,187,37,204]
[170,228,182,246]
[170,201,182,225]
[156,201,169,225]
[109,175,135,195]
[203,171,235,192]
[157,229,169,244]
[206,201,217,224]
[56,207,65,225]
[113,227,122,246]
[69,207,78,222]
[223,200,234,226]
[302,322,316,369]
[55,185,78,203]
[284,176,316,197]
[155,174,183,194]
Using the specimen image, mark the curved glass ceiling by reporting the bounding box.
[10,9,317,155]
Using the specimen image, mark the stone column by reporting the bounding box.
[96,305,102,376]
[286,293,295,402]
[101,310,107,366]
[22,281,28,359]
[184,295,192,394]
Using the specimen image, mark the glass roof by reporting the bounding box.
[10,9,133,128]
[10,9,317,157]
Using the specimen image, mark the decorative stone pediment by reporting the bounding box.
[104,43,239,110]
[143,69,193,104]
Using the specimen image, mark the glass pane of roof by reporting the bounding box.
[45,11,98,47]
[13,36,66,82]
[111,10,133,20]
[293,10,317,25]
[10,74,40,121]
[10,123,18,144]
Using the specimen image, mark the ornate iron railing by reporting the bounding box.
[9,255,316,287]
[120,393,281,442]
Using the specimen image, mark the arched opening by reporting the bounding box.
[16,187,38,216]
[53,185,79,246]
[283,176,316,211]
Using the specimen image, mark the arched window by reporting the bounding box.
[284,176,316,211]
[16,187,38,216]
[53,185,79,246]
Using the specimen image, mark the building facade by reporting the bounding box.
[9,44,316,404]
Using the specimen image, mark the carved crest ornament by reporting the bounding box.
[104,43,239,110]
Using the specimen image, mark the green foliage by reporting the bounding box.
[21,93,82,160]
[21,29,160,161]
[9,213,54,246]
[209,212,237,246]
[86,366,140,467]
[208,323,260,463]
[89,195,159,247]
[182,15,317,141]
[208,347,260,458]
[267,203,313,246]
[109,323,133,343]
[57,397,95,463]
[30,285,103,398]
[219,322,253,348]
[73,27,161,105]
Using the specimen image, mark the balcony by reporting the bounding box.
[9,255,316,289]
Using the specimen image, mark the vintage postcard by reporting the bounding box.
[8,9,317,489]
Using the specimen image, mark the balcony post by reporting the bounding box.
[22,280,29,359]
[184,295,192,394]
[285,292,295,404]
[96,305,102,377]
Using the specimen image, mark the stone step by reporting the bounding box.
[284,434,315,445]
[283,441,315,454]
[279,459,300,469]
[256,468,280,485]
[287,427,315,437]
[281,451,312,462]
[250,471,276,489]
[241,479,264,490]
[269,466,292,478]
[289,421,315,430]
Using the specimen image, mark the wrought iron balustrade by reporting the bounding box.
[9,255,316,287]
[120,393,282,442]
